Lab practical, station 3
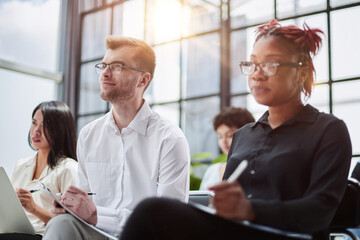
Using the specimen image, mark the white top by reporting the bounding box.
[77,101,190,237]
[199,163,223,190]
[11,156,78,234]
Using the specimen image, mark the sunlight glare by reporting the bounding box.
[153,0,182,43]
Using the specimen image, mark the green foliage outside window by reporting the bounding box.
[190,152,227,190]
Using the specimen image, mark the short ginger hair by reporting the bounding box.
[105,36,156,81]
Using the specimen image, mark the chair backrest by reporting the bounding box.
[331,178,360,228]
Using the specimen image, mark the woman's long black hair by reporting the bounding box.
[28,101,77,169]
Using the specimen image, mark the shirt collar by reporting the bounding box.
[25,154,50,182]
[250,104,318,128]
[24,155,37,167]
[128,100,152,135]
[107,100,152,136]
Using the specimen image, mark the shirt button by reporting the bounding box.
[248,194,252,198]
[250,170,255,175]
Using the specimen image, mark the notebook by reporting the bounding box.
[0,166,35,234]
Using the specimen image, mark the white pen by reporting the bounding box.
[207,160,249,210]
[227,160,248,182]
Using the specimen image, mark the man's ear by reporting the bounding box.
[138,72,151,88]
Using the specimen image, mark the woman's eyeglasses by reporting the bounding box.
[239,61,302,77]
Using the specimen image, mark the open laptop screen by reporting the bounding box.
[0,166,35,235]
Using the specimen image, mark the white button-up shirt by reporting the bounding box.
[11,156,78,234]
[77,101,190,237]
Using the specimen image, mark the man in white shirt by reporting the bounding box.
[42,36,190,239]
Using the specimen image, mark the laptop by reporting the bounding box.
[0,166,35,234]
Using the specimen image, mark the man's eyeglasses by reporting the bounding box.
[95,63,145,75]
[239,61,302,77]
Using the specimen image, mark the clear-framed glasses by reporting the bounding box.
[95,63,145,75]
[239,61,302,77]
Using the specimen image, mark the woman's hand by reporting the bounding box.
[15,188,38,214]
[209,181,255,221]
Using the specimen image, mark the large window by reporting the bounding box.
[74,0,360,164]
[0,0,63,175]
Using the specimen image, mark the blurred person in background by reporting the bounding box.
[200,107,254,190]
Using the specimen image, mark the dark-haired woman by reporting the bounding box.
[119,20,352,240]
[0,101,78,240]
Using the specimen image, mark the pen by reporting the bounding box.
[207,160,249,209]
[55,192,96,196]
[227,160,248,182]
[29,189,41,193]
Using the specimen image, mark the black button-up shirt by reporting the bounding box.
[223,104,352,233]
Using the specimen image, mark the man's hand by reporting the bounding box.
[209,181,255,221]
[51,198,67,217]
[53,185,98,225]
[16,188,37,214]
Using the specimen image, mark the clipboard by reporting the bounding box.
[35,180,118,240]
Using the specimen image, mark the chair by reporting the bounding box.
[330,178,360,240]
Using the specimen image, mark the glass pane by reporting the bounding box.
[79,0,99,13]
[182,0,220,37]
[152,103,180,126]
[0,69,57,176]
[78,61,107,115]
[231,95,248,109]
[77,114,104,134]
[182,33,220,98]
[145,42,180,103]
[182,97,220,159]
[145,0,182,44]
[230,27,255,94]
[230,0,274,29]
[331,0,360,7]
[277,0,326,19]
[333,80,360,155]
[331,6,360,80]
[113,0,145,39]
[0,0,60,72]
[81,9,111,61]
[307,84,329,113]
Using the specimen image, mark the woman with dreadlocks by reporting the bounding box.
[119,20,352,240]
